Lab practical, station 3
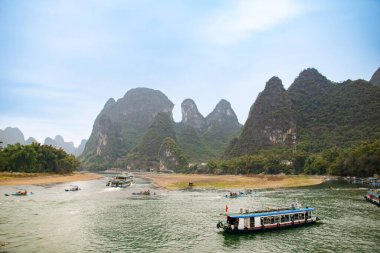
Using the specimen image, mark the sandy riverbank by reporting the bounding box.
[0,172,103,186]
[141,173,323,190]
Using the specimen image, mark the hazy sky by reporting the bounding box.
[1,0,379,146]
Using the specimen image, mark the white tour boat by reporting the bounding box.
[217,204,320,234]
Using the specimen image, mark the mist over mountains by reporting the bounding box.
[0,127,86,156]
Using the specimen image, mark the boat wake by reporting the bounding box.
[101,187,123,193]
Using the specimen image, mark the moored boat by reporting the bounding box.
[217,204,320,234]
[364,189,380,206]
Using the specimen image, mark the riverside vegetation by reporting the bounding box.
[204,139,380,177]
[0,143,80,174]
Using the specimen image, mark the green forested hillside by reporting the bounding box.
[289,79,380,151]
[225,76,295,158]
[126,112,176,169]
[217,68,380,176]
[175,124,211,162]
[79,88,174,170]
[80,89,241,170]
[158,137,188,172]
[134,112,176,157]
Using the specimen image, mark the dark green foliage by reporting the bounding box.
[289,79,380,151]
[134,112,176,158]
[327,140,380,177]
[0,143,79,173]
[125,112,177,169]
[201,139,380,176]
[203,118,241,158]
[176,124,210,161]
[224,76,295,158]
[222,68,380,176]
[205,147,294,175]
[159,137,188,172]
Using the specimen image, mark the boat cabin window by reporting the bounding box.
[281,215,290,222]
[299,213,305,220]
[227,217,238,225]
[262,216,280,225]
[250,217,255,227]
[294,213,299,220]
[290,214,294,221]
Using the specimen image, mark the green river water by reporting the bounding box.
[0,176,379,253]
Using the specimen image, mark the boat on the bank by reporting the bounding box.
[364,189,380,206]
[106,174,134,188]
[65,185,80,191]
[217,204,320,234]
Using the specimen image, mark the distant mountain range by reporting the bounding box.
[0,127,86,156]
[4,66,378,172]
[80,88,241,170]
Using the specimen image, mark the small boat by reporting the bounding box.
[132,190,155,196]
[65,185,80,191]
[217,203,320,234]
[7,189,33,196]
[224,192,247,198]
[245,189,255,195]
[106,174,133,188]
[364,189,380,206]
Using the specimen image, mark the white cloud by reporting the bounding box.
[200,0,305,45]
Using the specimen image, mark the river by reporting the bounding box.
[0,176,379,253]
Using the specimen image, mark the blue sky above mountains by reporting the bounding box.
[0,0,379,145]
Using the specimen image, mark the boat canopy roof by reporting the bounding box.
[115,176,128,179]
[228,207,315,219]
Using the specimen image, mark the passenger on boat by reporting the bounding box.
[17,190,27,195]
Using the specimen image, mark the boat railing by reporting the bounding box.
[242,207,295,214]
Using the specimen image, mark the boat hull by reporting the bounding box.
[222,219,319,234]
[364,196,380,206]
[10,193,33,196]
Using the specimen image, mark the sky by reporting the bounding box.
[0,0,379,146]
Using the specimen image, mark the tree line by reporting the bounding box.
[191,139,380,177]
[2,139,378,177]
[0,143,80,174]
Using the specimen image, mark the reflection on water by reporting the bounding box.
[0,177,379,253]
